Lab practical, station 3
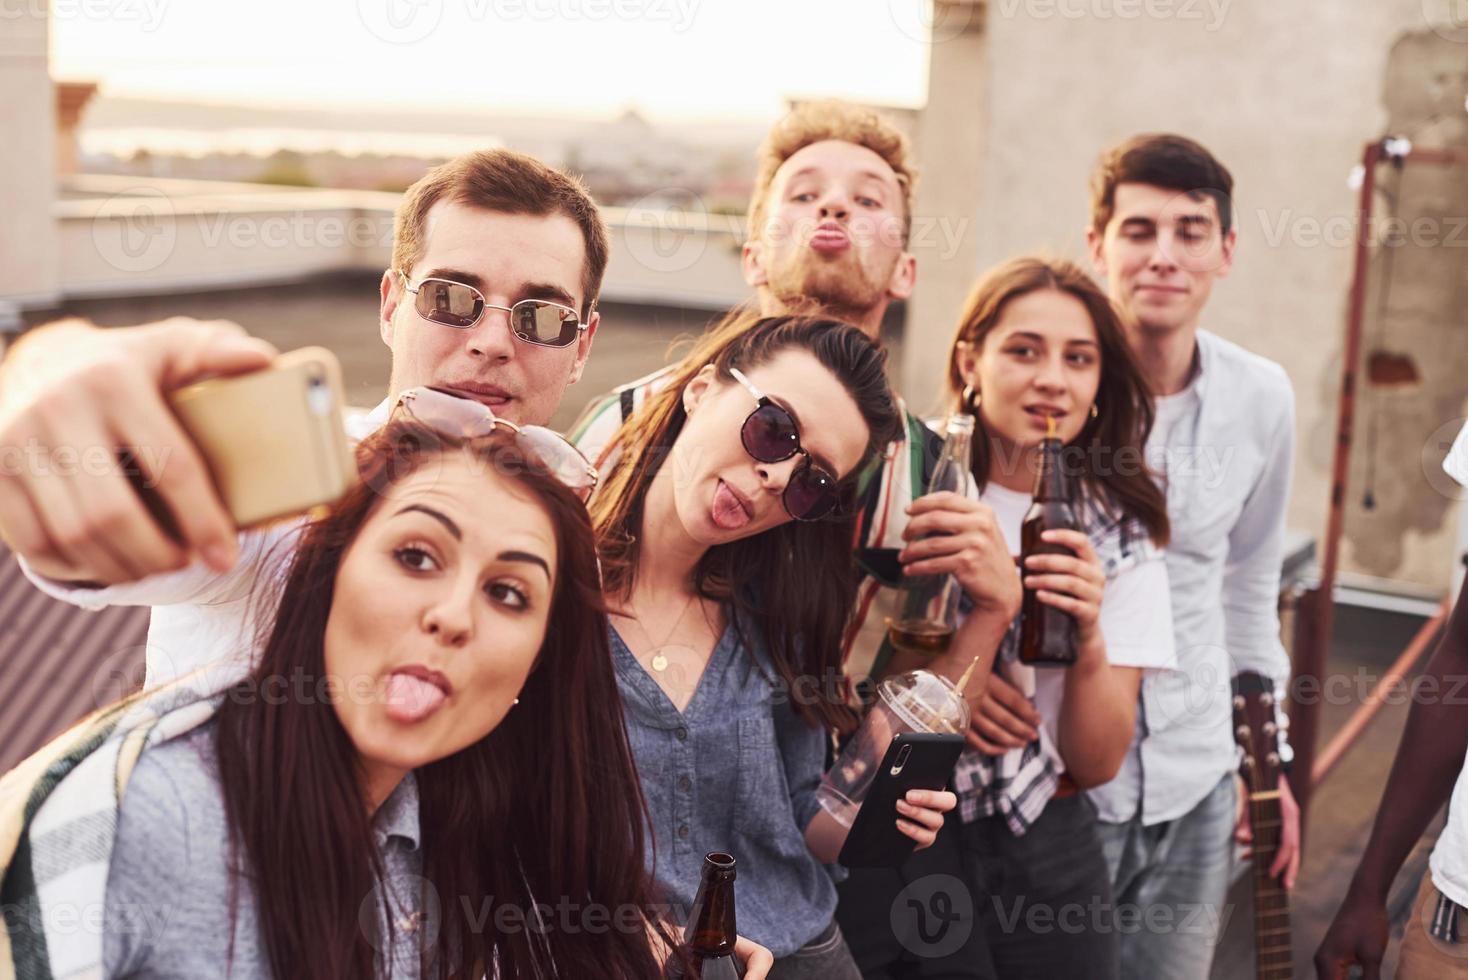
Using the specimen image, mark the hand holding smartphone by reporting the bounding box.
[164,346,357,530]
[837,732,964,869]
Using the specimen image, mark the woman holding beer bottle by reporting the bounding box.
[589,313,959,979]
[943,256,1175,978]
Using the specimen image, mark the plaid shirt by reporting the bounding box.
[952,493,1161,834]
[568,366,950,688]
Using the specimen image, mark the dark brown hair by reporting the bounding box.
[1089,133,1234,238]
[946,256,1170,547]
[591,312,902,730]
[749,100,918,245]
[391,149,609,317]
[215,422,671,979]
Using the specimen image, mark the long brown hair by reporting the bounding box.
[945,256,1170,546]
[591,313,902,730]
[215,421,671,979]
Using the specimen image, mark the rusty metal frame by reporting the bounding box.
[1291,139,1468,845]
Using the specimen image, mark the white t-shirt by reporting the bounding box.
[980,481,1176,771]
[1430,420,1468,905]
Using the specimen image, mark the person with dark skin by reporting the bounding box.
[1316,423,1468,980]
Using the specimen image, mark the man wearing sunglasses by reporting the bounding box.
[0,150,606,675]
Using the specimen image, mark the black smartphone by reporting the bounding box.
[837,732,965,869]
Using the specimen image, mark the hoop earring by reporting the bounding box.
[962,385,982,413]
[1090,403,1099,420]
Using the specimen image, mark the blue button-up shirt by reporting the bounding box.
[610,619,837,958]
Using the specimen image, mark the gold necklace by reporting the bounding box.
[626,593,698,673]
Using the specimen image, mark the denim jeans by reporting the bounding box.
[767,921,863,980]
[1095,773,1237,979]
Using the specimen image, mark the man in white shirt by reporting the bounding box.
[1315,421,1468,977]
[0,149,610,687]
[1081,133,1300,976]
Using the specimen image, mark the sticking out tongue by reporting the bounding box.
[711,480,752,530]
[384,673,447,724]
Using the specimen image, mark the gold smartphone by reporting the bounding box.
[167,346,358,529]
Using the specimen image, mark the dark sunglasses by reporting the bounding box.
[392,386,598,500]
[728,367,841,522]
[397,270,588,349]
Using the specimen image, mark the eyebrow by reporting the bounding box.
[765,393,840,476]
[497,550,552,581]
[397,503,460,539]
[395,506,552,580]
[1008,331,1099,348]
[786,166,897,190]
[419,268,579,310]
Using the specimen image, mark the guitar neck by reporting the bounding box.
[1248,793,1292,980]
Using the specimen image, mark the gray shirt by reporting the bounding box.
[611,619,838,958]
[103,720,428,979]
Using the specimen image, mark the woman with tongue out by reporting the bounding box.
[22,420,698,980]
[588,313,959,977]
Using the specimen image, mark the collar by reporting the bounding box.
[347,397,394,443]
[372,770,421,851]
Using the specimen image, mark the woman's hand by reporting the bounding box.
[734,936,774,979]
[966,673,1043,754]
[895,789,957,850]
[1023,529,1105,655]
[900,493,1021,622]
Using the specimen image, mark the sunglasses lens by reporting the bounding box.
[400,388,501,439]
[513,302,581,347]
[415,279,484,328]
[742,404,799,463]
[516,425,598,499]
[784,462,839,522]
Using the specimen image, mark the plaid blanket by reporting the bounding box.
[0,665,239,980]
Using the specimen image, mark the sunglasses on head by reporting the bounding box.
[392,386,598,500]
[397,270,588,349]
[728,366,842,523]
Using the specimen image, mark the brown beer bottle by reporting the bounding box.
[683,852,740,980]
[888,414,975,660]
[1018,436,1079,667]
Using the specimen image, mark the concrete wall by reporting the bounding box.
[904,0,1468,593]
[0,2,59,308]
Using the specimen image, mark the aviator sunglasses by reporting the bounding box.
[728,367,841,522]
[397,270,589,348]
[392,386,599,500]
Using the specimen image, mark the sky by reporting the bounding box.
[48,0,937,120]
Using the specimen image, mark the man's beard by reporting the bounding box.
[765,250,889,326]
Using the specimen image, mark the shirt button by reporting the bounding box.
[678,776,692,792]
[676,727,688,742]
[678,825,690,839]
